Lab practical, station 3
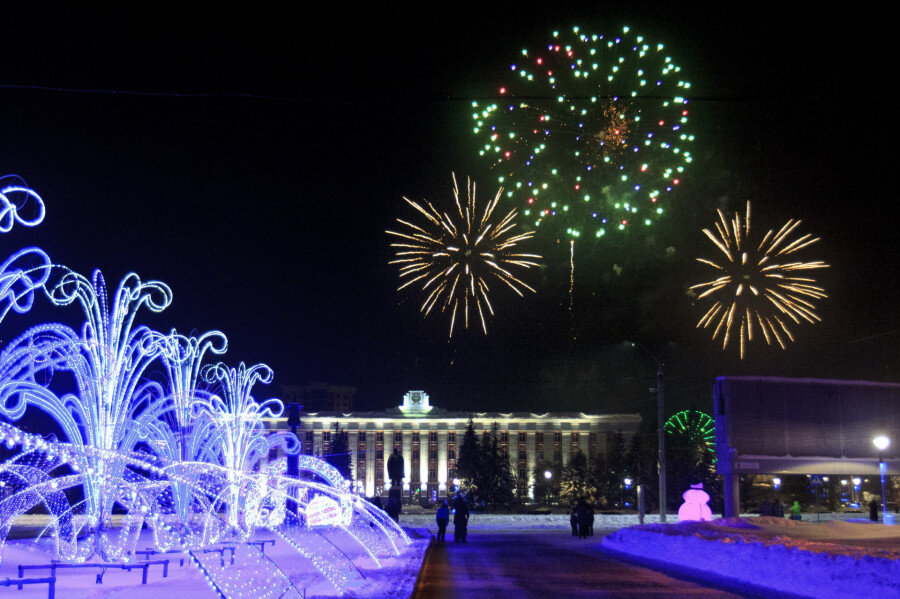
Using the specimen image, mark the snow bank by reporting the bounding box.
[601,519,900,599]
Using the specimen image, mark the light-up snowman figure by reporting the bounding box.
[678,483,713,522]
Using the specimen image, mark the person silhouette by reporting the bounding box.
[453,494,469,542]
[436,500,449,542]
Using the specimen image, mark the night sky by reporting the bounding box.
[2,5,896,416]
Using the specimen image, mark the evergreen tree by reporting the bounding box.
[456,417,480,486]
[559,451,597,504]
[325,422,352,480]
[593,431,627,507]
[472,424,514,509]
[455,419,515,510]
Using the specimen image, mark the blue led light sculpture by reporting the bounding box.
[0,176,409,595]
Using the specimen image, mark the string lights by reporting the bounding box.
[0,176,410,594]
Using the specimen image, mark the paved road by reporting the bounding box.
[412,529,753,598]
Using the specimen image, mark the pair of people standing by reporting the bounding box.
[570,500,594,538]
[435,495,469,542]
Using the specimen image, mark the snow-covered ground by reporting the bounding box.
[398,510,870,531]
[4,514,897,598]
[601,517,900,599]
[0,527,430,598]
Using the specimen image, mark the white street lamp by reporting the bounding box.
[543,470,552,480]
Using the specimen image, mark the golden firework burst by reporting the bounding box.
[691,202,828,359]
[387,174,541,337]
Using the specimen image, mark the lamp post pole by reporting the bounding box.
[873,436,890,523]
[657,362,666,523]
[629,342,666,523]
[286,403,301,515]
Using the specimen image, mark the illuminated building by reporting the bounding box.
[266,390,640,499]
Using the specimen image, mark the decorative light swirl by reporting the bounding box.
[0,175,45,232]
[0,267,178,561]
[148,329,229,522]
[195,362,292,533]
[387,173,541,337]
[0,247,53,322]
[690,202,828,358]
[471,26,693,239]
[157,329,229,430]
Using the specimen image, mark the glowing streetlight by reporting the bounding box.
[772,477,781,489]
[873,435,891,524]
[544,470,552,480]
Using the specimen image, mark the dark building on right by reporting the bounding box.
[714,376,899,517]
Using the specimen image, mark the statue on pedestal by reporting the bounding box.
[386,448,405,514]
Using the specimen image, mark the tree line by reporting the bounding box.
[320,414,718,512]
[456,415,717,512]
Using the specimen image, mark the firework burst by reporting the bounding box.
[387,174,541,337]
[691,202,828,358]
[471,25,694,240]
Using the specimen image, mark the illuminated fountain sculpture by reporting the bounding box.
[0,176,409,596]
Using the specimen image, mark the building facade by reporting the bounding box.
[265,391,640,499]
